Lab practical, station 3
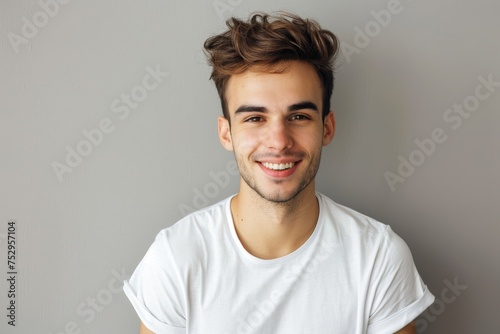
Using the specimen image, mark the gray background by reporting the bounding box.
[1,0,499,333]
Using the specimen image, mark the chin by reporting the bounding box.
[255,186,305,204]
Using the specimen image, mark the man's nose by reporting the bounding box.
[265,120,293,151]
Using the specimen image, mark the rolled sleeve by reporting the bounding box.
[123,230,186,334]
[367,227,435,334]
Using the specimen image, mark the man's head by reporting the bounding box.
[204,12,339,123]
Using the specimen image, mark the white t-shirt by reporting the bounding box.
[123,193,434,334]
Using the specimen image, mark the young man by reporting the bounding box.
[124,12,435,334]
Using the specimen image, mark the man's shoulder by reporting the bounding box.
[317,192,413,268]
[155,195,233,244]
[317,192,397,246]
[318,193,388,230]
[148,195,234,267]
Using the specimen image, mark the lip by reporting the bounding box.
[258,160,301,178]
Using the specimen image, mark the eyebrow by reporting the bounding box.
[289,101,319,112]
[234,101,319,114]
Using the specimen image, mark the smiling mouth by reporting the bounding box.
[261,162,296,171]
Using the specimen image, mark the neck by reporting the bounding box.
[230,182,319,259]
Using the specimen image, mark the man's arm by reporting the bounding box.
[140,322,155,334]
[395,321,416,334]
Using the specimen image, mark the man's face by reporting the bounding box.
[218,61,335,203]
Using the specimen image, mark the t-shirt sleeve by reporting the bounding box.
[123,230,186,334]
[366,226,435,334]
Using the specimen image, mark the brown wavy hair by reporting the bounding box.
[203,12,339,122]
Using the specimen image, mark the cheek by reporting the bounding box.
[293,130,323,150]
[232,130,261,154]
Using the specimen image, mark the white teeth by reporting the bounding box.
[262,162,295,170]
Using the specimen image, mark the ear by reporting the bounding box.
[322,111,335,146]
[218,116,234,151]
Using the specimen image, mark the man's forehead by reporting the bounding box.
[229,60,317,80]
[227,61,320,91]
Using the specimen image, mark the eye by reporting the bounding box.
[290,114,310,121]
[245,116,264,122]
